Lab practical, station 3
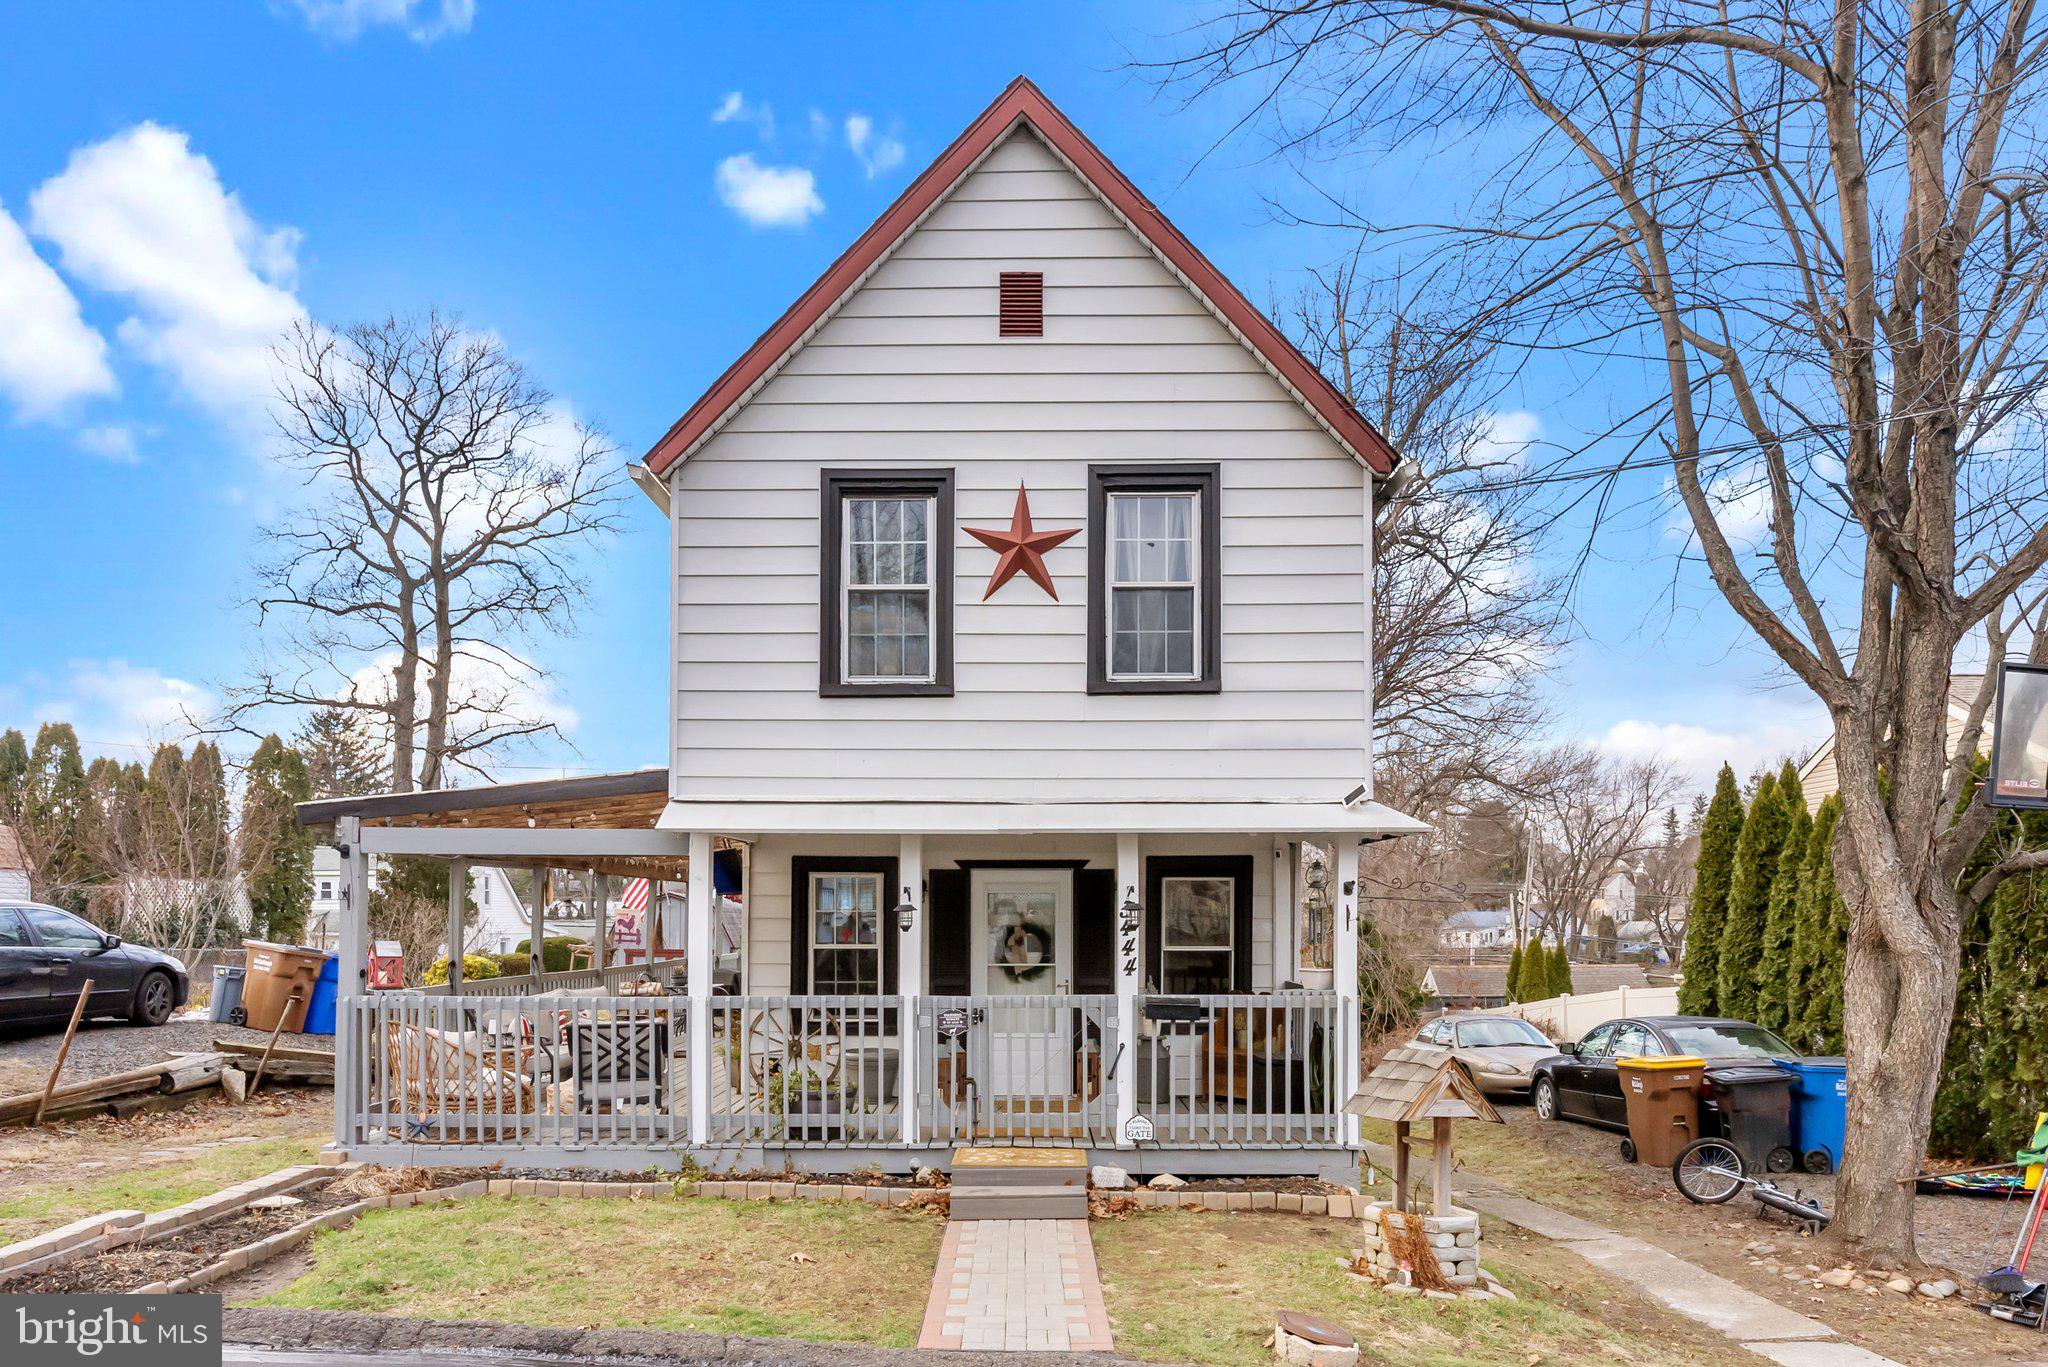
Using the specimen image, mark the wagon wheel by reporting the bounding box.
[742,1007,845,1090]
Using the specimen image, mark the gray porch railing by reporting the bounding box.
[341,992,687,1148]
[706,996,903,1146]
[916,995,1120,1146]
[425,961,672,998]
[1133,992,1340,1147]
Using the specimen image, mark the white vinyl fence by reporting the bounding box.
[1502,984,1679,1041]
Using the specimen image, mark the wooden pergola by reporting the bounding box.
[1344,1044,1503,1214]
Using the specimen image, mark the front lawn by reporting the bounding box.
[0,1135,322,1243]
[257,1195,942,1347]
[1091,1210,1752,1367]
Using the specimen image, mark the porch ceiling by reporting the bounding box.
[296,768,737,880]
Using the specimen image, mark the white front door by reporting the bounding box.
[969,867,1074,1101]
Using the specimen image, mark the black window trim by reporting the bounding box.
[819,468,955,697]
[1087,463,1221,695]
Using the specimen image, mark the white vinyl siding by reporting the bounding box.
[672,126,1367,803]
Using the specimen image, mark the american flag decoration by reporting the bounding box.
[620,878,650,912]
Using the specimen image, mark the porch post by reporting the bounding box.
[897,833,923,1146]
[446,860,468,989]
[686,831,713,1146]
[529,869,549,978]
[334,816,368,1150]
[1272,838,1294,986]
[1114,832,1141,1145]
[588,867,606,971]
[1335,837,1362,1147]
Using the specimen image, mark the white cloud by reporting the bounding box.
[714,154,824,228]
[30,123,305,431]
[844,114,906,179]
[75,425,140,463]
[7,659,215,752]
[1598,714,1819,793]
[1666,459,1772,548]
[808,108,832,142]
[283,0,475,44]
[711,91,775,138]
[0,199,115,420]
[1470,409,1541,470]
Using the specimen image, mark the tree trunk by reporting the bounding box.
[1832,902,1960,1263]
[390,594,421,794]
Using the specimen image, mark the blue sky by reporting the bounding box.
[0,0,1825,794]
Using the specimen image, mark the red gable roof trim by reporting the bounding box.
[643,77,1398,478]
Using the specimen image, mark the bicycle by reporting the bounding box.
[1672,1137,1831,1234]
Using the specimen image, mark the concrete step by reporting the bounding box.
[949,1184,1090,1221]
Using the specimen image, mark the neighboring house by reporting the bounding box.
[305,78,1424,1176]
[1421,961,1650,1011]
[1613,919,1671,963]
[0,824,29,900]
[1439,908,1513,952]
[1796,673,1984,814]
[1588,868,1636,925]
[306,846,528,955]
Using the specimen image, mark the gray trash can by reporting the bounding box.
[209,964,247,1025]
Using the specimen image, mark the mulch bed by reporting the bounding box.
[12,1185,360,1294]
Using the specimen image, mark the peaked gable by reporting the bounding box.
[643,76,1397,478]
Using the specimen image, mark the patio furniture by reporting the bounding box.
[564,1015,671,1113]
[380,1021,538,1138]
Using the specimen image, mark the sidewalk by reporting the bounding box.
[1362,1141,1906,1367]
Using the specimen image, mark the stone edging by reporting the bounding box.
[0,1165,338,1285]
[2,1168,1364,1299]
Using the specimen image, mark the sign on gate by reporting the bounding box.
[936,1007,969,1039]
[1123,1114,1155,1143]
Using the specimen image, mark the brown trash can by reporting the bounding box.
[240,940,325,1033]
[1617,1055,1707,1167]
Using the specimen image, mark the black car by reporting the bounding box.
[0,901,190,1028]
[1530,1016,1797,1130]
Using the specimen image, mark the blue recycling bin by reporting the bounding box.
[1776,1056,1848,1173]
[300,952,340,1036]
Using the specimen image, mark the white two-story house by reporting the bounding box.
[305,78,1420,1178]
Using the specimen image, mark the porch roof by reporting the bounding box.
[656,797,1430,838]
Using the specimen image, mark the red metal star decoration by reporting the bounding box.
[965,483,1080,600]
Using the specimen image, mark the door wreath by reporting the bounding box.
[998,914,1054,982]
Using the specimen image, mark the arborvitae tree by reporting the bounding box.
[1930,764,2005,1158]
[1512,938,1544,1001]
[186,741,230,874]
[1505,941,1525,1004]
[1793,796,1849,1053]
[1754,790,1812,1032]
[23,723,90,906]
[1678,764,1743,1014]
[1551,943,1575,996]
[141,743,186,856]
[242,736,315,943]
[1718,772,1787,1021]
[0,727,27,820]
[1974,809,2048,1159]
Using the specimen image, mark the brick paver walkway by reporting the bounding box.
[916,1217,1114,1353]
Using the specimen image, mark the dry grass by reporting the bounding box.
[1091,1210,1753,1367]
[256,1195,943,1347]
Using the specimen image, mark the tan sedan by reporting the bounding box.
[1414,1013,1558,1095]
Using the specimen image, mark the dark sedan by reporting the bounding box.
[1531,1016,1798,1130]
[0,901,190,1028]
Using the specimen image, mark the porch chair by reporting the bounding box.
[379,1020,539,1140]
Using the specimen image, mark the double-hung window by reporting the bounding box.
[808,871,882,994]
[820,470,954,695]
[1087,465,1221,693]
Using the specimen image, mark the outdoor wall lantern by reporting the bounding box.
[896,888,917,934]
[1989,660,2048,809]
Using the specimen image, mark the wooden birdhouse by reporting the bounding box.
[1344,1044,1504,1215]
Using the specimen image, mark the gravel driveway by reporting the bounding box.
[0,1015,328,1094]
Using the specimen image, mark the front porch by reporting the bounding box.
[301,774,1424,1176]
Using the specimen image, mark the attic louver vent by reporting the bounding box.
[999,271,1044,336]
